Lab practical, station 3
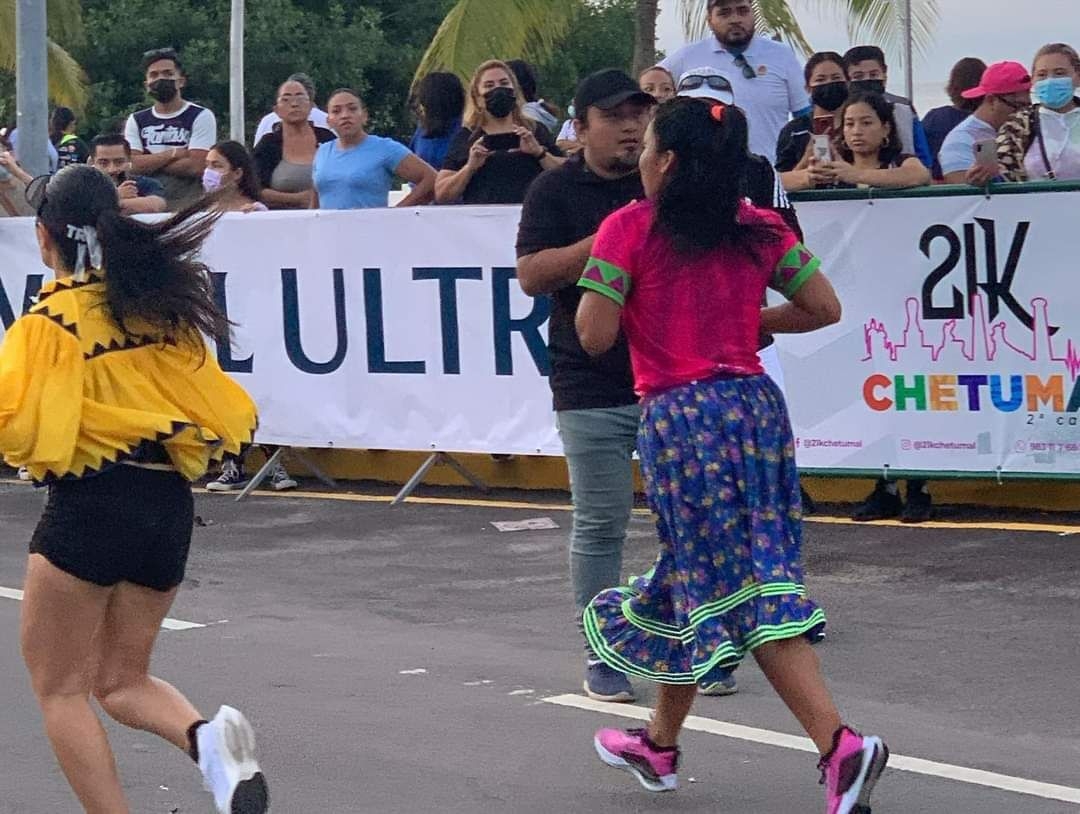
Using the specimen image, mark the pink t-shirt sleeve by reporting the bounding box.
[755,210,821,300]
[577,203,643,307]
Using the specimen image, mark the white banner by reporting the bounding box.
[2,191,1078,476]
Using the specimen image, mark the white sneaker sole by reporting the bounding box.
[271,480,298,491]
[593,736,677,792]
[582,679,635,703]
[836,736,888,814]
[214,706,269,814]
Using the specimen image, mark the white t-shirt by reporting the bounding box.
[557,119,577,143]
[253,107,330,146]
[660,34,810,163]
[124,101,217,154]
[938,113,998,176]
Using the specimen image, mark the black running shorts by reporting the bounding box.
[30,465,194,592]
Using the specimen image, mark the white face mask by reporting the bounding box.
[202,168,224,192]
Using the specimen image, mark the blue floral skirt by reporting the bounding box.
[584,374,825,685]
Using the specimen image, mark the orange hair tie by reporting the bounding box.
[710,103,726,122]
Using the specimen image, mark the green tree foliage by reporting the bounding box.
[73,0,456,143]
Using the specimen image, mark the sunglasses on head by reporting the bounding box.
[678,75,735,93]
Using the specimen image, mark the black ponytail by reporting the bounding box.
[650,98,781,259]
[35,165,230,346]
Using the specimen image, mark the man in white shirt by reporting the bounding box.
[125,47,217,209]
[252,73,329,146]
[939,61,1031,185]
[660,0,810,163]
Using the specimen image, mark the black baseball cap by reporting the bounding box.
[573,69,656,118]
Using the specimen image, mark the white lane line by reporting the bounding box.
[543,694,1080,806]
[0,586,206,631]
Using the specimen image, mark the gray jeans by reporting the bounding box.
[556,404,640,657]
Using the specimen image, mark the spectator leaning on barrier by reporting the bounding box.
[89,134,167,215]
[508,59,562,135]
[516,69,655,704]
[813,92,931,189]
[660,0,811,164]
[253,73,330,147]
[437,60,564,205]
[409,71,466,171]
[776,51,848,191]
[253,79,335,210]
[50,107,89,170]
[922,57,987,180]
[202,140,267,213]
[998,43,1080,182]
[312,88,436,210]
[843,45,933,169]
[125,47,218,210]
[939,61,1032,186]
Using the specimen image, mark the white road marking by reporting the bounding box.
[543,694,1080,805]
[0,586,206,631]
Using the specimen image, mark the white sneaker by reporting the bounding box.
[269,462,298,491]
[197,705,269,814]
[16,467,30,481]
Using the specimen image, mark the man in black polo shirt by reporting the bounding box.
[517,70,654,703]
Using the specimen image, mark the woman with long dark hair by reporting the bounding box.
[49,106,90,169]
[2,165,268,814]
[203,139,267,212]
[410,71,466,170]
[575,99,887,813]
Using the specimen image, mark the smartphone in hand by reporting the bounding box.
[812,134,833,163]
[973,138,998,170]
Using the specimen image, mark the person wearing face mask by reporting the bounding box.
[939,61,1032,186]
[843,46,933,169]
[775,51,848,191]
[436,60,565,205]
[998,43,1080,182]
[201,140,267,213]
[125,47,218,210]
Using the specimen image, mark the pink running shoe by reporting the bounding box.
[593,727,678,792]
[819,725,889,814]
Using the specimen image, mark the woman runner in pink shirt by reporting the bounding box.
[575,98,888,814]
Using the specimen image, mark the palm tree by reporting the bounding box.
[417,0,938,85]
[0,0,89,111]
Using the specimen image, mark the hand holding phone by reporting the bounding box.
[973,138,998,171]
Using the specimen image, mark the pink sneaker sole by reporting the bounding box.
[593,735,677,793]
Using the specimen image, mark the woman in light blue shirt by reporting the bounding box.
[312,88,436,209]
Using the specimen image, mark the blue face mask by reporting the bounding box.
[1034,76,1076,109]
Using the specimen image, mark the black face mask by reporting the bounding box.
[849,78,886,96]
[811,81,849,112]
[483,86,517,119]
[148,78,179,103]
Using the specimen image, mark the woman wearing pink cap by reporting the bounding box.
[939,61,1032,185]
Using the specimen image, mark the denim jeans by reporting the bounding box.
[556,404,640,657]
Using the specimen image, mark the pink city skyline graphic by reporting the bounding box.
[863,294,1080,380]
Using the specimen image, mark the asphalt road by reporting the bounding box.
[0,481,1078,813]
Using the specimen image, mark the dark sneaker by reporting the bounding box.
[851,480,902,521]
[819,725,889,814]
[594,727,678,792]
[901,483,932,523]
[698,666,738,696]
[269,462,298,491]
[206,459,249,492]
[584,662,635,703]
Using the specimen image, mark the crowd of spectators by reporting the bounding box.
[2,0,1078,514]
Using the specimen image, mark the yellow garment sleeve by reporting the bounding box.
[0,315,84,473]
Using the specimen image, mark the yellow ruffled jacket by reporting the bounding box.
[0,273,257,483]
